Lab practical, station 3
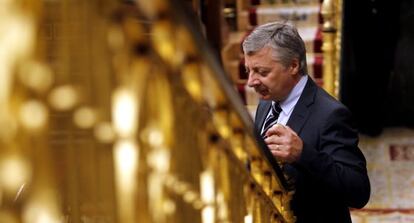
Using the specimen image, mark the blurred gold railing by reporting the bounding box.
[321,0,342,98]
[0,0,294,222]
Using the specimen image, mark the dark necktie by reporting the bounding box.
[261,102,282,137]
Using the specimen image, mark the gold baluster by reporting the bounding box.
[322,0,343,98]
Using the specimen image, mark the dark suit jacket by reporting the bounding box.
[255,77,370,223]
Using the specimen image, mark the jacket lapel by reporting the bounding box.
[286,77,317,134]
[256,100,272,131]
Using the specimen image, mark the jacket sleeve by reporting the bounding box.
[297,106,371,208]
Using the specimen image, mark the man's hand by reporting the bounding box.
[264,124,303,163]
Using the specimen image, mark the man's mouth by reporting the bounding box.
[255,87,268,96]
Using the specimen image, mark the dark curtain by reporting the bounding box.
[340,0,402,136]
[385,0,414,128]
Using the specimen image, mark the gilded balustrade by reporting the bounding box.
[0,0,294,222]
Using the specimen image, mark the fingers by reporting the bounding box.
[269,145,290,162]
[264,124,303,163]
[269,144,297,163]
[265,123,297,138]
[264,123,286,138]
[264,124,287,144]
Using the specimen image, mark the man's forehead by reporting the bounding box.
[245,54,278,68]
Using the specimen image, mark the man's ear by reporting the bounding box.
[289,58,300,75]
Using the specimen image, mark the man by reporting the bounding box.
[243,22,370,223]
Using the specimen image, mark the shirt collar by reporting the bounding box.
[275,75,308,115]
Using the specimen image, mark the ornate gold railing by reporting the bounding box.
[0,0,294,222]
[321,0,342,98]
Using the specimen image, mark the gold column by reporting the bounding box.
[321,0,343,98]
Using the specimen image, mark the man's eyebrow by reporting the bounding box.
[252,65,271,70]
[245,64,272,70]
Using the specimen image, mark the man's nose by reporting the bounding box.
[247,73,258,87]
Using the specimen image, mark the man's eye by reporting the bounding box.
[258,70,269,76]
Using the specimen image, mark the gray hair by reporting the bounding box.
[242,22,308,75]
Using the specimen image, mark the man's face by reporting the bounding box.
[244,46,298,101]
